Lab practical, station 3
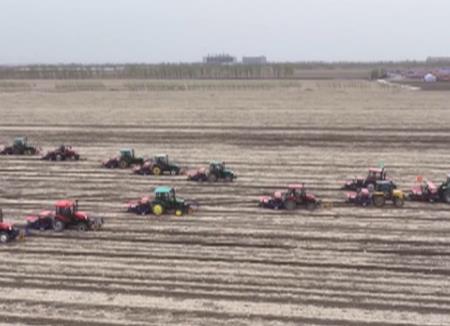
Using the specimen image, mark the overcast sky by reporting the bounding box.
[0,0,448,64]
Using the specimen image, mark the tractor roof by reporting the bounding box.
[154,186,173,194]
[210,161,224,165]
[155,153,168,158]
[369,167,384,173]
[55,200,74,208]
[288,184,304,189]
[120,148,133,153]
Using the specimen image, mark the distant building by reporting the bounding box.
[203,54,237,65]
[242,56,267,65]
[426,57,450,63]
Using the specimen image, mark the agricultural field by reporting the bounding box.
[1,79,450,325]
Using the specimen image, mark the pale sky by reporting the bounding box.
[0,0,448,64]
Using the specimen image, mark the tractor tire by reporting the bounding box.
[56,154,62,161]
[208,174,218,182]
[175,209,183,217]
[152,204,164,216]
[224,175,233,182]
[118,160,128,169]
[77,222,88,232]
[444,190,450,203]
[170,169,178,176]
[74,155,80,161]
[152,166,162,176]
[0,232,9,243]
[53,220,65,232]
[24,149,32,155]
[373,195,385,207]
[394,197,404,208]
[306,202,316,211]
[285,200,296,211]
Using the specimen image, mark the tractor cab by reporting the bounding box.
[155,154,169,165]
[154,187,176,204]
[55,200,78,218]
[209,161,225,173]
[368,168,386,181]
[287,184,306,198]
[120,148,135,159]
[13,137,27,148]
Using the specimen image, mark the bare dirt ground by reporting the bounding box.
[1,80,450,325]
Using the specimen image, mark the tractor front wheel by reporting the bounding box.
[306,202,316,211]
[118,160,128,169]
[77,222,88,231]
[444,190,450,203]
[53,220,65,232]
[373,195,385,207]
[285,200,296,211]
[0,232,9,243]
[152,204,164,216]
[152,166,162,176]
[225,175,233,182]
[175,209,183,217]
[394,197,404,207]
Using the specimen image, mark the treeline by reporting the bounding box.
[0,61,438,80]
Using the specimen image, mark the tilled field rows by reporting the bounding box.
[1,80,450,325]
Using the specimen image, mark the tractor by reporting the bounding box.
[259,184,321,210]
[133,154,181,176]
[26,200,103,232]
[0,209,20,243]
[346,180,404,207]
[342,167,387,190]
[187,161,236,182]
[0,137,40,155]
[408,175,450,203]
[127,187,193,216]
[41,145,80,161]
[102,148,144,169]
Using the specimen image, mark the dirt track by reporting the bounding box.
[1,80,450,325]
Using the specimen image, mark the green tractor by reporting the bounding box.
[102,148,144,169]
[150,187,193,216]
[187,161,236,182]
[0,137,40,155]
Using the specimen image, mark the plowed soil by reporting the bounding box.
[1,80,450,325]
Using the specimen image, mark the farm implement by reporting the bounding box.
[41,145,80,161]
[102,148,144,169]
[25,200,103,232]
[259,184,321,210]
[187,161,236,182]
[127,186,194,216]
[407,175,450,203]
[133,154,182,175]
[0,137,40,156]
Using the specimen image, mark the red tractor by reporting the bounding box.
[342,167,387,190]
[41,145,80,161]
[259,184,321,210]
[26,200,103,232]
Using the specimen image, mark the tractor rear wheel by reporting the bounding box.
[0,232,9,243]
[118,160,128,169]
[24,149,32,155]
[394,197,404,207]
[53,220,65,232]
[152,166,162,176]
[373,195,385,207]
[152,204,164,216]
[285,200,296,211]
[56,154,62,161]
